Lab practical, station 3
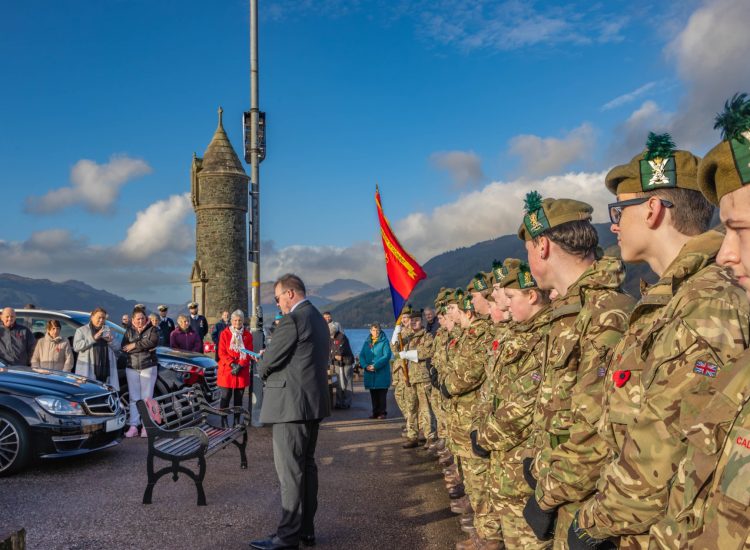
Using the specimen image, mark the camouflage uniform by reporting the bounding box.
[531,257,635,548]
[405,327,436,440]
[444,316,494,516]
[441,326,464,455]
[477,305,553,549]
[392,326,418,440]
[575,231,750,548]
[432,326,451,439]
[689,349,750,549]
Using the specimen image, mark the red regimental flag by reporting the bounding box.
[375,186,427,319]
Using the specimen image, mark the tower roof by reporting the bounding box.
[200,107,247,175]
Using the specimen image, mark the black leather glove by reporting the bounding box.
[230,362,242,376]
[470,430,490,459]
[567,513,616,550]
[523,457,537,490]
[523,496,556,541]
[429,367,439,388]
[440,382,451,399]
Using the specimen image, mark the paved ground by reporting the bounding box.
[1,381,463,549]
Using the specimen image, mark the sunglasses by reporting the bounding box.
[608,197,674,224]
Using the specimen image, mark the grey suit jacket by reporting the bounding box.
[259,300,331,423]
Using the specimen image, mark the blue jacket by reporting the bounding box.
[359,332,392,390]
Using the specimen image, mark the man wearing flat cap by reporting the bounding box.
[572,129,750,550]
[156,305,175,347]
[187,302,208,342]
[517,191,634,548]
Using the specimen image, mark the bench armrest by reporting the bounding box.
[200,401,251,428]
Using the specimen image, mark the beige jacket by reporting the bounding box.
[31,334,74,372]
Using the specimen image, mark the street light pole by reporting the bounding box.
[248,0,261,330]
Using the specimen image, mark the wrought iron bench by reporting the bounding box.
[136,386,249,506]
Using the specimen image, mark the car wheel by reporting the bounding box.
[0,411,31,476]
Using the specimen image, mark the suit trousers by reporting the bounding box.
[272,420,321,545]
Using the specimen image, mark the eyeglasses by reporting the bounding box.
[608,197,674,224]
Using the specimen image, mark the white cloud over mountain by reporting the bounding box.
[117,193,193,261]
[24,155,152,214]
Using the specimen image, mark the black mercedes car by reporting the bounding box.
[0,365,126,475]
[14,310,221,415]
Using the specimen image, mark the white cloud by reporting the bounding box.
[508,124,595,178]
[607,100,674,162]
[3,193,195,302]
[117,193,193,261]
[601,81,658,111]
[258,171,613,287]
[24,155,152,214]
[665,0,750,149]
[429,150,484,188]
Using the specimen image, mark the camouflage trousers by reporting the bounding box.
[413,381,437,440]
[552,502,579,550]
[394,380,418,439]
[431,386,449,439]
[492,497,551,550]
[461,456,498,539]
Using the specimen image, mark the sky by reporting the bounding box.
[1,0,749,303]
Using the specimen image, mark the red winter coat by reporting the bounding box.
[218,327,253,389]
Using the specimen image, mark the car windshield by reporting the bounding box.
[67,313,126,338]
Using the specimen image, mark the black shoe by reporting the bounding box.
[402,439,420,449]
[249,537,299,550]
[300,535,316,547]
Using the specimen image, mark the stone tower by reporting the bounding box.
[190,107,249,324]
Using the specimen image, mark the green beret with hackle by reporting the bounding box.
[502,261,538,290]
[698,93,750,205]
[466,272,492,295]
[605,132,701,195]
[517,192,593,241]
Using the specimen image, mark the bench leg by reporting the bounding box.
[143,452,156,504]
[231,431,248,469]
[195,455,207,506]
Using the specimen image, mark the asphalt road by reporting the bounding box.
[1,381,463,549]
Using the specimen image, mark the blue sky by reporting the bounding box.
[1,0,749,302]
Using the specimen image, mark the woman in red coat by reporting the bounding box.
[218,309,253,416]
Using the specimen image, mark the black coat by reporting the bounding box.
[121,325,159,370]
[329,331,354,367]
[258,301,331,423]
[189,314,208,340]
[157,317,175,346]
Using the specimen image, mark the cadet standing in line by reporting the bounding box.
[442,290,496,549]
[688,92,750,549]
[391,306,419,442]
[571,131,750,549]
[516,193,635,549]
[429,289,454,456]
[475,260,552,549]
[400,309,437,448]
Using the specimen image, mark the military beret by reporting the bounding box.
[698,93,750,205]
[517,192,593,241]
[490,260,504,285]
[605,132,701,195]
[466,272,492,296]
[409,309,424,320]
[444,288,464,306]
[401,303,413,316]
[496,258,522,288]
[457,293,474,312]
[502,261,538,290]
[157,304,168,311]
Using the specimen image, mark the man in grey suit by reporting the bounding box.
[249,274,331,550]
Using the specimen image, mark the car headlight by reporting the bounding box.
[35,396,85,416]
[161,361,203,374]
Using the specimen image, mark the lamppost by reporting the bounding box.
[244,0,266,427]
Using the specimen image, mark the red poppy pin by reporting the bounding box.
[492,340,499,351]
[613,370,631,388]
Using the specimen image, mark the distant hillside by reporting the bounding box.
[259,278,375,317]
[330,223,657,327]
[0,273,139,316]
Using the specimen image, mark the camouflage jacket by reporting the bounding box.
[405,328,434,384]
[472,321,514,432]
[390,325,413,383]
[576,231,750,545]
[432,326,449,374]
[444,318,493,454]
[690,348,750,550]
[532,257,635,510]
